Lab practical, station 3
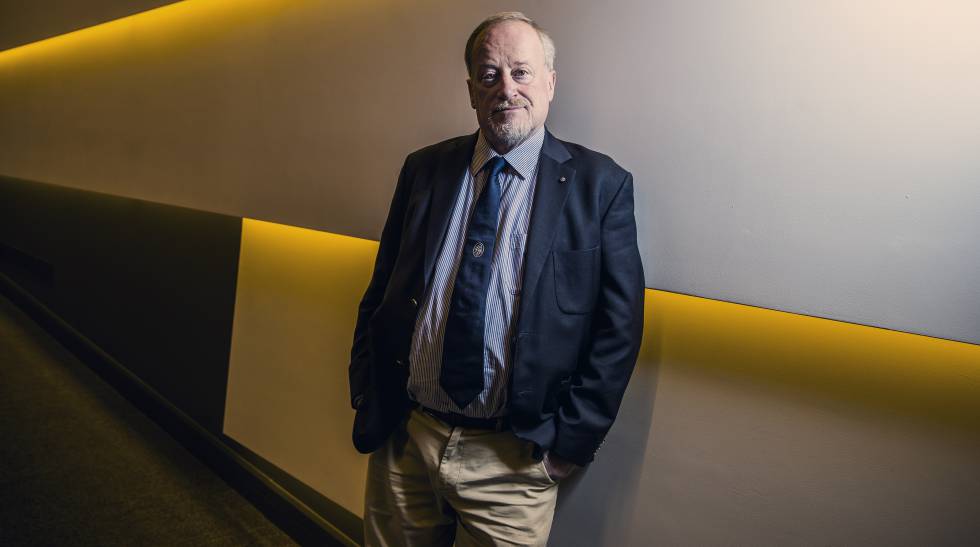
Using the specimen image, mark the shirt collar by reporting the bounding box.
[470,126,546,181]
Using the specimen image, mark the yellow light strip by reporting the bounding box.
[644,290,980,433]
[238,217,980,433]
[0,2,181,54]
[0,0,306,69]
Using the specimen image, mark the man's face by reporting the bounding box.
[467,21,556,153]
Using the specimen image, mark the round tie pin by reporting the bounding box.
[472,242,485,257]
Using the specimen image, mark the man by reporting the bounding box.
[349,12,644,546]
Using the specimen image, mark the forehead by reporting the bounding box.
[473,21,545,65]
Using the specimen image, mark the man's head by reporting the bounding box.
[465,12,557,153]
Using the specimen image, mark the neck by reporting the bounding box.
[487,137,518,156]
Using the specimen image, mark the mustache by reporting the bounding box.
[491,99,530,113]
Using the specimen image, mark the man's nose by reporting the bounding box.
[497,72,519,99]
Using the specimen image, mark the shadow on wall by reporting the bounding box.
[550,295,662,546]
[548,287,980,546]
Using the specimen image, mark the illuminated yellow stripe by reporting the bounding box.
[234,217,980,438]
[642,290,980,433]
[0,0,307,68]
[226,217,980,516]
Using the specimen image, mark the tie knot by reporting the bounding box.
[484,156,507,181]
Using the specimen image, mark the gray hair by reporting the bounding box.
[464,12,556,76]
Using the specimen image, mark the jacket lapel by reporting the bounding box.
[519,130,574,315]
[423,132,478,289]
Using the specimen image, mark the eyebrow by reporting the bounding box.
[477,60,532,69]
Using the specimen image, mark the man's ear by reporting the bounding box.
[547,70,557,102]
[466,78,477,109]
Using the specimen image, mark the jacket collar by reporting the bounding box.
[422,127,575,301]
[519,129,575,317]
[470,127,547,181]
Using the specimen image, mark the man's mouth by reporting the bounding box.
[492,102,529,114]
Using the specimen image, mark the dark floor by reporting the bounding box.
[0,294,298,546]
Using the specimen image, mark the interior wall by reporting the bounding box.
[0,0,179,51]
[3,2,980,545]
[225,219,980,546]
[224,220,374,520]
[1,0,977,344]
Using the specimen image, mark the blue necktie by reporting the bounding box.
[441,156,507,409]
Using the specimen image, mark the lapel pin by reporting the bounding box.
[559,176,566,183]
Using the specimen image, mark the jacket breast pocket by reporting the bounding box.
[553,246,599,314]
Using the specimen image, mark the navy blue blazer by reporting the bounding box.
[349,128,645,466]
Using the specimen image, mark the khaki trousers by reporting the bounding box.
[364,408,559,546]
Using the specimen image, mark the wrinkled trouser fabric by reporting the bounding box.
[364,409,559,546]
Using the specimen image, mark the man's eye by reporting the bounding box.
[480,72,497,83]
[513,69,531,81]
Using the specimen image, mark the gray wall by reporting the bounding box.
[1,0,977,344]
[573,0,980,345]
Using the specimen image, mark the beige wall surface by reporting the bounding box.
[225,222,980,546]
[1,0,978,344]
[224,220,375,518]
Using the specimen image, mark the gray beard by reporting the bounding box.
[487,117,532,151]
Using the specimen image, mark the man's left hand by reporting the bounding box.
[543,451,579,481]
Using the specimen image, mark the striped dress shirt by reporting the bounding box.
[408,127,545,418]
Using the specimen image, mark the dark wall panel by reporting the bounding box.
[0,176,240,433]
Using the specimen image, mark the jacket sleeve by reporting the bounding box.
[552,171,645,466]
[348,155,416,408]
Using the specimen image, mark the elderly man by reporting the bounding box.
[349,11,644,546]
